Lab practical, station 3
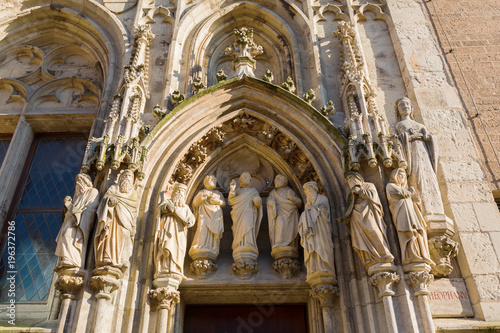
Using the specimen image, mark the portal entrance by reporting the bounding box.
[184,304,308,333]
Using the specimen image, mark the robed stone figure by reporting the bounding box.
[338,172,394,275]
[386,168,434,272]
[298,181,335,283]
[229,172,263,256]
[189,175,226,261]
[155,183,195,278]
[267,174,302,251]
[95,170,138,270]
[55,173,99,270]
[394,97,444,219]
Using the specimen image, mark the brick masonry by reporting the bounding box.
[425,0,500,191]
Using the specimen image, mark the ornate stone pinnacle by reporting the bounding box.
[55,275,84,299]
[150,288,180,310]
[405,271,434,297]
[369,272,400,298]
[133,25,154,43]
[225,27,263,77]
[273,258,301,279]
[190,259,217,279]
[429,236,459,277]
[310,285,339,308]
[89,275,120,301]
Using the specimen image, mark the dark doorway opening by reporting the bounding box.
[184,304,308,333]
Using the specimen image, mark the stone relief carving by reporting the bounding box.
[428,236,459,277]
[188,175,226,279]
[171,112,321,187]
[267,174,302,278]
[55,173,100,271]
[299,181,336,286]
[338,172,395,276]
[386,168,434,273]
[229,172,263,278]
[94,169,139,271]
[154,183,195,280]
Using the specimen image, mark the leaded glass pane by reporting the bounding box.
[18,138,86,209]
[0,139,10,167]
[0,136,86,303]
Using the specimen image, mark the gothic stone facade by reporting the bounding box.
[0,0,499,332]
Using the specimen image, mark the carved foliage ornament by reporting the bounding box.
[171,113,320,187]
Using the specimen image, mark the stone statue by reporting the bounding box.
[228,172,263,277]
[55,173,99,270]
[394,97,444,221]
[267,174,302,278]
[338,172,395,275]
[189,175,226,278]
[299,181,336,285]
[386,168,434,272]
[155,183,195,279]
[95,169,139,270]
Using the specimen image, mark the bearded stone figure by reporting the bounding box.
[298,181,336,285]
[229,172,263,277]
[338,172,395,276]
[394,97,445,222]
[189,175,225,278]
[386,168,434,272]
[55,173,99,270]
[155,183,195,279]
[94,169,139,270]
[267,174,302,278]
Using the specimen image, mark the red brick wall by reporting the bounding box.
[425,0,500,191]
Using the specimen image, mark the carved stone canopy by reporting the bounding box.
[170,112,322,189]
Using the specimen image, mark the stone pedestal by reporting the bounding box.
[310,285,339,333]
[370,272,400,333]
[151,275,182,333]
[190,250,217,279]
[54,268,85,333]
[271,246,300,279]
[89,267,123,333]
[232,246,259,279]
[405,271,435,333]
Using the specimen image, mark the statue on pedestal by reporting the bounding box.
[386,168,434,272]
[299,181,336,286]
[189,175,226,278]
[155,183,195,279]
[55,173,99,270]
[338,172,395,276]
[95,169,138,270]
[394,97,445,221]
[267,174,302,278]
[229,172,263,278]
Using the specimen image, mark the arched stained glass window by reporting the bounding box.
[0,136,86,302]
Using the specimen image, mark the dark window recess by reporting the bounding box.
[0,139,10,167]
[0,137,86,302]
